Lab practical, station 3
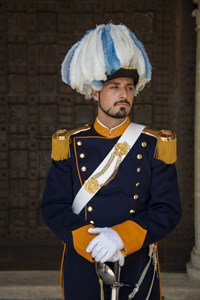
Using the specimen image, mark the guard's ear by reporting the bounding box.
[91,89,99,102]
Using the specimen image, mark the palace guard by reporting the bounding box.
[41,23,182,300]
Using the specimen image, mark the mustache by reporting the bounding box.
[114,100,130,106]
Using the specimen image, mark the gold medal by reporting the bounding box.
[114,142,130,157]
[85,178,99,194]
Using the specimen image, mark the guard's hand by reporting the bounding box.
[107,250,125,266]
[86,227,124,264]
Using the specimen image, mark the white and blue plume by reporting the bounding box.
[61,23,152,99]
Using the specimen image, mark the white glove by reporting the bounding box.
[108,250,125,266]
[86,227,124,264]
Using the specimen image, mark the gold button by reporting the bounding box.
[136,182,140,187]
[81,166,87,172]
[137,167,141,173]
[133,194,139,200]
[90,220,94,224]
[137,154,142,160]
[142,141,147,147]
[87,206,93,212]
[80,153,85,158]
[77,141,82,146]
[129,209,135,214]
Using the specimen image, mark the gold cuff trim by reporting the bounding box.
[72,224,96,262]
[112,220,147,255]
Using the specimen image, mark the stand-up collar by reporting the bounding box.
[94,117,131,138]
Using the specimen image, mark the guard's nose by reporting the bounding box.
[119,87,128,99]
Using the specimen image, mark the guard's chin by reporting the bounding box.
[112,112,128,119]
[112,108,129,119]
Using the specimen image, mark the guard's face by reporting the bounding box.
[92,77,134,120]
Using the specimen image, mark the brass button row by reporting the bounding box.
[88,206,94,224]
[136,142,146,173]
[88,204,135,216]
[136,148,142,202]
[78,143,86,170]
[89,208,135,218]
[77,142,86,167]
[136,142,146,166]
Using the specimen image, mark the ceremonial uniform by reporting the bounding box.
[41,117,182,300]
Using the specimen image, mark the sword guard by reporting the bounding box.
[111,282,130,288]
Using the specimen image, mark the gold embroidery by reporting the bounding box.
[85,142,130,194]
[114,142,130,156]
[85,178,99,194]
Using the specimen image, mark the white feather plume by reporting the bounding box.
[61,23,151,99]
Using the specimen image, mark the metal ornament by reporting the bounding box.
[84,178,99,194]
[114,142,130,156]
[85,142,130,194]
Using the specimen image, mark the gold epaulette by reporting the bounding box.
[51,124,91,161]
[143,128,177,164]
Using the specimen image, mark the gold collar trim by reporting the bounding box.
[94,117,131,138]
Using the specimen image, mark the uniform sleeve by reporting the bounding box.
[112,159,182,255]
[41,159,96,262]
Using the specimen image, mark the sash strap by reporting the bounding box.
[72,123,145,215]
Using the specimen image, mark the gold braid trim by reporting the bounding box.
[60,243,67,299]
[143,128,177,164]
[51,124,91,161]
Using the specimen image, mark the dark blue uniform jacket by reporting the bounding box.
[41,118,182,300]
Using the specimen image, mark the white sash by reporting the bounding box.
[72,123,145,214]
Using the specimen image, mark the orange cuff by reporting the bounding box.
[72,224,96,262]
[112,220,147,255]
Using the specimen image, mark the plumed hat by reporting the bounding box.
[61,23,152,99]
